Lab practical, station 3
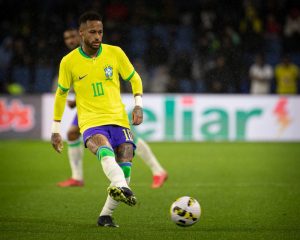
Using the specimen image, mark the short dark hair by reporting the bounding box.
[64,27,78,32]
[79,11,102,25]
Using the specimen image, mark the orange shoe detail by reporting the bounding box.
[57,178,84,187]
[152,172,168,188]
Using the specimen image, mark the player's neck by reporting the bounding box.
[81,45,99,58]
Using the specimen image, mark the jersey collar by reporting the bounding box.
[79,45,102,59]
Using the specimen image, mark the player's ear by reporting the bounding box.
[79,30,83,37]
[79,25,85,37]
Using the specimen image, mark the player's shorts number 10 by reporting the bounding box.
[122,129,133,141]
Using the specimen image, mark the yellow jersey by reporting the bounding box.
[275,63,299,94]
[53,44,143,133]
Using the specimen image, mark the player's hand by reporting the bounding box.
[51,133,63,153]
[132,106,143,125]
[67,100,76,109]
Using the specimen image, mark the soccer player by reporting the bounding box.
[51,11,142,227]
[57,29,168,189]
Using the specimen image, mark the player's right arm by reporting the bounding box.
[51,57,72,153]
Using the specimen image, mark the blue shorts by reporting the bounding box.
[71,114,78,126]
[83,125,136,150]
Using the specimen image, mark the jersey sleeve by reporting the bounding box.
[53,57,72,121]
[117,47,135,80]
[129,70,143,95]
[57,57,72,91]
[117,47,143,95]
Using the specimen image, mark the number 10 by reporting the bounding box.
[92,82,104,97]
[122,129,133,141]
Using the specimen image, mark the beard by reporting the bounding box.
[84,39,101,50]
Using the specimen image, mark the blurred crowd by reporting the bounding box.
[0,0,299,95]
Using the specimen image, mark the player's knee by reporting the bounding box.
[86,134,111,155]
[67,127,80,141]
[115,143,134,162]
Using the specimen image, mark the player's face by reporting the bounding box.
[80,20,103,50]
[63,30,80,50]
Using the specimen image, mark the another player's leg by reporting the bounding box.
[135,137,168,188]
[57,115,84,187]
[67,125,84,184]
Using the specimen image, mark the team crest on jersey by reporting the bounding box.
[104,65,113,80]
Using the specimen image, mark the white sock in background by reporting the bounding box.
[67,139,84,181]
[135,138,165,175]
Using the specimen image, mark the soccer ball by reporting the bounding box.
[170,196,201,227]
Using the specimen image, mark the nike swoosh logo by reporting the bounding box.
[79,74,88,80]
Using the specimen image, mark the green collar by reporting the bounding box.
[79,45,102,59]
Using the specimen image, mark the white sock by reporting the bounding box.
[100,155,129,188]
[100,178,130,216]
[100,194,119,216]
[67,139,84,181]
[135,138,165,175]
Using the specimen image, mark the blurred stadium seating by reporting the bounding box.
[0,0,299,94]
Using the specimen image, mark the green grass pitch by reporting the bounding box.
[0,141,300,240]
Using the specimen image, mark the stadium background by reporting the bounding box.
[1,0,300,94]
[0,0,300,239]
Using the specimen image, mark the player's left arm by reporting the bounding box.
[117,47,143,125]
